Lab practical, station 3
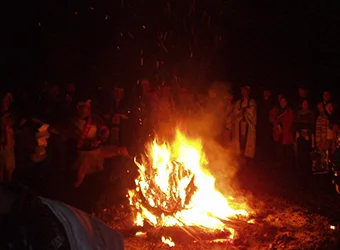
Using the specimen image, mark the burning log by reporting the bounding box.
[146,226,231,244]
[136,171,197,218]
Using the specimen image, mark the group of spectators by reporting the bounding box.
[0,80,338,199]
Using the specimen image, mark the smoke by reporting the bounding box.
[153,79,243,196]
[173,101,241,197]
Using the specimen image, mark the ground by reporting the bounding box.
[24,156,340,249]
[98,160,340,249]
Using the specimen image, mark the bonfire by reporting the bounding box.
[128,130,250,247]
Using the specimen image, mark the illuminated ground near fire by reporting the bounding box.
[98,131,340,249]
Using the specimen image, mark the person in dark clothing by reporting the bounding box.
[110,87,130,146]
[257,88,275,162]
[294,99,315,174]
[270,95,295,169]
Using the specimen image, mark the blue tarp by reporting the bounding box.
[41,197,124,250]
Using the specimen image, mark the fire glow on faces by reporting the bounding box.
[128,130,250,246]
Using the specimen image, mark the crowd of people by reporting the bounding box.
[0,79,338,196]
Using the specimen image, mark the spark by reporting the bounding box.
[128,32,135,39]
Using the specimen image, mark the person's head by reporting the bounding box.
[279,96,288,109]
[241,86,251,98]
[263,90,271,100]
[323,91,331,102]
[325,102,334,114]
[301,99,309,111]
[298,87,308,98]
[77,100,91,118]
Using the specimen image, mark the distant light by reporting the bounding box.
[330,225,336,230]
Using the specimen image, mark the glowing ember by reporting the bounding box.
[161,236,175,247]
[128,130,249,245]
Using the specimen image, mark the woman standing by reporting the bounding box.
[315,101,337,173]
[233,86,257,160]
[270,96,295,168]
[294,99,315,173]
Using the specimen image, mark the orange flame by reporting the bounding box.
[128,130,249,245]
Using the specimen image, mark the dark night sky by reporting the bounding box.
[2,1,340,96]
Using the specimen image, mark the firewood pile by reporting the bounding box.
[98,195,340,249]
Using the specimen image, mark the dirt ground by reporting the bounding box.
[98,160,340,249]
[25,155,340,249]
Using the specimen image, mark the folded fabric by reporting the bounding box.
[40,197,124,250]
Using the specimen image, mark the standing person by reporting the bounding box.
[271,96,295,168]
[317,90,332,114]
[68,100,127,188]
[315,101,336,173]
[294,99,315,173]
[257,88,275,163]
[233,86,257,160]
[0,93,16,181]
[110,87,129,146]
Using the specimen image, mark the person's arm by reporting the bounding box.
[233,100,244,122]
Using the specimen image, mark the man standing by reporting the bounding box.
[233,86,257,160]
